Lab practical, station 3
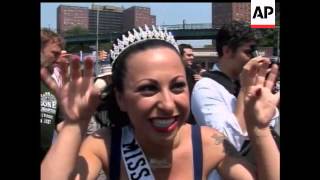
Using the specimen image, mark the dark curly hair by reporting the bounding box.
[216,21,257,57]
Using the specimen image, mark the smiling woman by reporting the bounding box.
[41,25,279,180]
[113,45,189,141]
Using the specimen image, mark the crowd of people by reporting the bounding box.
[40,21,280,180]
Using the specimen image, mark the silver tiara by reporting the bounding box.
[110,25,179,66]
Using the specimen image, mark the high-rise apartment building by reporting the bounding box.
[57,4,157,36]
[123,6,156,32]
[88,4,124,34]
[57,5,89,34]
[212,3,250,28]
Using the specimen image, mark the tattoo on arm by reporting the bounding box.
[211,134,226,145]
[211,133,240,157]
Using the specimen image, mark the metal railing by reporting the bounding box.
[159,23,215,30]
[64,23,218,38]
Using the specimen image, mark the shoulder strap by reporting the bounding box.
[109,127,122,180]
[203,71,240,97]
[192,125,203,180]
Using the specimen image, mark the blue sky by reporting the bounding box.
[41,2,213,47]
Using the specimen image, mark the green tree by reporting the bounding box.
[65,43,92,53]
[98,42,113,51]
[63,26,91,53]
[64,25,89,36]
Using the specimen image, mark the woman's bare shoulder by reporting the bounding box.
[80,127,112,161]
[78,127,114,174]
[181,124,225,146]
[183,125,226,154]
[200,126,225,145]
[200,126,227,165]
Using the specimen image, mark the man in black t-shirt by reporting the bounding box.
[40,28,64,161]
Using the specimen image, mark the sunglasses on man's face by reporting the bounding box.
[243,49,257,58]
[243,45,259,58]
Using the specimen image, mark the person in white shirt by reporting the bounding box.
[191,21,280,180]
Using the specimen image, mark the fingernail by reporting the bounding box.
[71,55,80,62]
[84,56,92,61]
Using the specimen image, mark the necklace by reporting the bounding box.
[148,158,172,169]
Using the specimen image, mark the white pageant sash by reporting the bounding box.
[121,126,155,180]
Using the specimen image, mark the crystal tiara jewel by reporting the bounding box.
[110,25,179,66]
